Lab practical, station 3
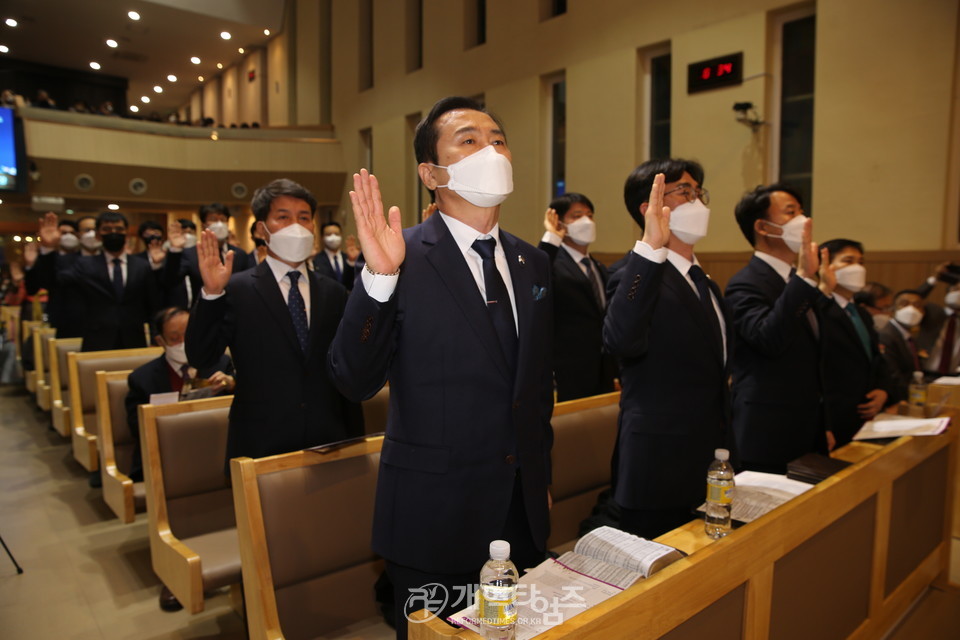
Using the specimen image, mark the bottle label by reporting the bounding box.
[707,481,732,505]
[479,586,517,626]
[909,386,927,406]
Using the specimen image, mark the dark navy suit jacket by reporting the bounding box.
[313,250,356,292]
[329,213,554,574]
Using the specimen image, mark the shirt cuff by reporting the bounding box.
[802,276,818,288]
[632,240,668,263]
[168,246,183,254]
[40,246,54,255]
[361,267,398,303]
[201,288,226,301]
[541,231,562,247]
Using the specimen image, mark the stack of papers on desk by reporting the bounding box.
[852,414,950,440]
[723,471,813,523]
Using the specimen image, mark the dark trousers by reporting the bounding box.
[617,505,694,540]
[387,473,545,639]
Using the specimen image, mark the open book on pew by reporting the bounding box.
[447,527,683,640]
[697,471,814,524]
[852,414,950,440]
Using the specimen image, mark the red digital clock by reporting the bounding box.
[687,52,743,94]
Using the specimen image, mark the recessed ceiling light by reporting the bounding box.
[12,235,21,242]
[25,236,34,243]
[106,39,118,48]
[140,96,150,104]
[216,63,223,69]
[238,47,244,54]
[89,61,101,70]
[128,11,140,21]
[0,45,8,54]
[198,75,204,82]
[153,85,163,93]
[190,56,201,64]
[263,29,270,36]
[167,74,177,82]
[107,204,120,211]
[129,105,139,113]
[220,31,231,40]
[5,18,17,28]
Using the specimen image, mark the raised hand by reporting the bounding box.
[22,242,38,268]
[796,217,819,279]
[37,212,61,248]
[641,173,671,250]
[167,220,186,250]
[818,247,836,296]
[197,228,234,296]
[349,169,405,274]
[543,207,565,238]
[344,234,360,263]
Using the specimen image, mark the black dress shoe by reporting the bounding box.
[88,472,102,488]
[159,586,183,612]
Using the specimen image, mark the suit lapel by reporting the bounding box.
[663,261,723,363]
[251,261,304,358]
[85,255,116,299]
[422,215,512,382]
[307,271,324,358]
[556,248,601,312]
[502,231,535,393]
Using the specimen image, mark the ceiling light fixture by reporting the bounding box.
[107,204,120,211]
[140,96,150,104]
[5,18,17,28]
[167,74,177,82]
[106,39,118,48]
[0,45,8,54]
[13,235,21,242]
[190,56,201,64]
[89,61,101,70]
[263,29,270,36]
[198,75,204,82]
[220,31,231,40]
[153,85,162,93]
[130,105,139,113]
[216,63,223,69]
[238,47,244,54]
[128,11,140,21]
[25,237,34,243]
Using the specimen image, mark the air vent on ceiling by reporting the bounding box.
[231,182,248,199]
[129,178,148,195]
[74,173,95,192]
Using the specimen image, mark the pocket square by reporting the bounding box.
[532,285,547,301]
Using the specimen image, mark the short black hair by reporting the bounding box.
[320,220,342,234]
[177,218,196,231]
[152,306,189,338]
[96,210,129,230]
[854,282,893,308]
[893,289,924,302]
[549,192,594,220]
[821,238,864,262]
[58,219,79,232]
[413,96,506,165]
[734,183,805,246]
[77,215,96,227]
[198,203,230,224]
[250,179,318,222]
[138,220,164,238]
[623,158,704,230]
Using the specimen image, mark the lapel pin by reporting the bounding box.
[518,254,526,265]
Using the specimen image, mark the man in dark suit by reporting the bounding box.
[538,192,616,401]
[164,203,251,309]
[603,159,730,540]
[726,184,827,473]
[817,239,893,445]
[926,282,960,376]
[36,211,162,351]
[186,179,363,466]
[329,96,553,638]
[878,289,935,403]
[131,220,164,264]
[313,221,358,291]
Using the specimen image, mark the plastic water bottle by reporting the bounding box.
[478,540,518,640]
[908,371,928,417]
[705,448,734,539]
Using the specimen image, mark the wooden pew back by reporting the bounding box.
[49,337,82,435]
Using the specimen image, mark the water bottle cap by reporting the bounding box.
[489,540,510,561]
[715,448,729,461]
[913,371,924,381]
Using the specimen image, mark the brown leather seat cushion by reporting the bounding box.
[550,403,619,501]
[182,528,241,590]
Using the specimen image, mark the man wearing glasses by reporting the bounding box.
[604,159,731,539]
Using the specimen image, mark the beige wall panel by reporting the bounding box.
[812,0,958,250]
[267,29,291,127]
[238,50,265,126]
[190,90,202,124]
[202,75,221,125]
[371,116,414,228]
[295,0,322,126]
[221,65,239,127]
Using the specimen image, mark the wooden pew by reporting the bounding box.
[33,327,57,410]
[232,437,386,640]
[140,395,241,614]
[21,319,43,392]
[96,370,144,523]
[67,347,162,471]
[49,337,82,436]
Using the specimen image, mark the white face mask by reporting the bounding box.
[324,233,342,251]
[183,232,198,248]
[873,313,891,331]
[894,305,924,328]
[266,223,315,264]
[432,145,513,208]
[945,290,960,309]
[80,229,101,251]
[834,264,867,293]
[59,233,79,251]
[668,199,710,245]
[565,217,596,246]
[763,215,807,253]
[207,221,230,241]
[164,341,188,366]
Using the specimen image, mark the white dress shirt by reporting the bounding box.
[103,250,127,285]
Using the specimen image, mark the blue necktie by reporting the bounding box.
[333,254,342,281]
[472,238,517,371]
[112,258,124,300]
[844,303,872,357]
[287,271,309,353]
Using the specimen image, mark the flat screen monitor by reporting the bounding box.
[0,106,26,192]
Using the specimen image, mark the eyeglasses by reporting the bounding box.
[664,184,710,205]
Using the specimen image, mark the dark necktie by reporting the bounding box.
[939,315,957,374]
[581,257,604,310]
[287,271,309,353]
[688,265,723,356]
[333,254,342,281]
[472,238,518,370]
[844,303,872,358]
[906,335,922,372]
[111,258,124,300]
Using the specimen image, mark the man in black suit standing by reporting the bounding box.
[726,184,827,472]
[36,211,162,351]
[313,221,358,291]
[329,96,554,638]
[186,179,362,465]
[539,192,616,401]
[817,239,892,445]
[604,159,730,540]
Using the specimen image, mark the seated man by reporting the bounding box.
[926,282,960,376]
[879,290,930,404]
